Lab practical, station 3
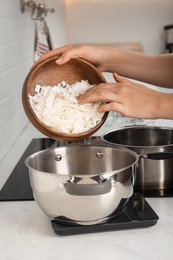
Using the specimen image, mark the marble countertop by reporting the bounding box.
[0,195,173,260]
[1,121,173,260]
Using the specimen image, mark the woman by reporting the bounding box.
[33,44,173,120]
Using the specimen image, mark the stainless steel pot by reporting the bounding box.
[25,145,138,225]
[102,126,173,191]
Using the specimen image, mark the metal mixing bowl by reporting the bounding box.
[25,145,138,225]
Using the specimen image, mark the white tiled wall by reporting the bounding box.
[0,0,67,163]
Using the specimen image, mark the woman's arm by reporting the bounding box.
[33,44,173,88]
[31,44,173,120]
[109,50,173,88]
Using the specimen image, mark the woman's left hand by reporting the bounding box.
[77,73,162,119]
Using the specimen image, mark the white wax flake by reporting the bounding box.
[35,84,41,93]
[29,80,104,134]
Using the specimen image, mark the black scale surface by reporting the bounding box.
[51,193,159,236]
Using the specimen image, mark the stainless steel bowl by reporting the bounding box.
[103,126,173,190]
[25,145,138,225]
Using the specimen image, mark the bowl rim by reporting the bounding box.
[25,144,139,176]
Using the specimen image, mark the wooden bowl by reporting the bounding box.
[22,57,108,142]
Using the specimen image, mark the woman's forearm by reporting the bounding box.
[108,49,173,88]
[156,93,173,119]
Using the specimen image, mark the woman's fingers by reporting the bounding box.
[98,101,125,114]
[77,72,161,119]
[77,83,120,104]
[30,45,73,70]
[55,45,85,64]
[78,90,118,104]
[113,72,123,82]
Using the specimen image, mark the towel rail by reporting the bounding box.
[20,0,55,20]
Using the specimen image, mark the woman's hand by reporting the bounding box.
[31,44,119,72]
[55,44,106,70]
[77,73,165,119]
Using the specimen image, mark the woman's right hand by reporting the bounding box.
[55,44,108,71]
[31,44,117,72]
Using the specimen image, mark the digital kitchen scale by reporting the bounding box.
[51,193,159,236]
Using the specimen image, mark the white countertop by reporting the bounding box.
[1,121,173,260]
[0,197,173,260]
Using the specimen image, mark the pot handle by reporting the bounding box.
[65,179,112,196]
[141,151,173,160]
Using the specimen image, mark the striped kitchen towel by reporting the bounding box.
[34,18,53,62]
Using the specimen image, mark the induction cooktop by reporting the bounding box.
[0,137,173,201]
